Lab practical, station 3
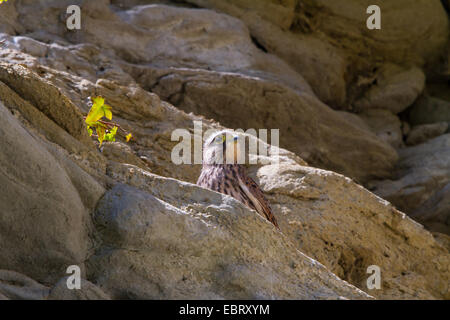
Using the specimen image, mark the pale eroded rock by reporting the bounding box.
[250,161,450,299]
[88,181,370,299]
[48,277,111,300]
[370,134,450,235]
[409,95,450,126]
[359,109,404,148]
[0,270,50,300]
[354,64,425,114]
[406,122,449,146]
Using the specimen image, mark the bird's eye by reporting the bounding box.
[215,135,225,144]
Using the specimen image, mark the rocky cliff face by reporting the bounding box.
[0,0,449,300]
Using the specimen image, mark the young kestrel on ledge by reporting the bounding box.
[197,130,279,229]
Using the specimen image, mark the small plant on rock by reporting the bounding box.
[84,96,133,146]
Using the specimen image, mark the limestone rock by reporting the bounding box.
[354,64,425,114]
[143,66,398,183]
[12,1,312,96]
[48,277,111,300]
[0,62,92,146]
[184,0,448,107]
[409,95,450,126]
[182,0,348,107]
[406,122,449,146]
[359,109,404,148]
[433,232,450,252]
[0,0,22,35]
[370,134,450,235]
[0,1,398,183]
[412,183,450,235]
[336,111,371,132]
[0,0,448,301]
[0,270,50,300]
[0,101,102,284]
[101,141,148,170]
[89,182,370,299]
[309,0,449,67]
[250,161,450,299]
[101,153,450,300]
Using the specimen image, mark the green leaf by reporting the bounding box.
[104,126,118,142]
[85,96,113,125]
[87,125,93,136]
[104,104,112,120]
[86,98,105,124]
[92,96,105,107]
[126,133,132,142]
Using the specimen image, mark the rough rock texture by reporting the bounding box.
[371,134,450,235]
[142,66,398,183]
[300,0,449,67]
[0,0,399,183]
[413,184,450,236]
[0,270,50,300]
[406,122,449,146]
[0,101,102,284]
[359,109,404,148]
[249,162,449,299]
[0,0,449,300]
[89,182,369,299]
[354,65,426,114]
[182,0,448,108]
[409,95,450,126]
[0,60,375,300]
[48,277,111,300]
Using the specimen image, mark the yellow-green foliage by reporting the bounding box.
[85,96,132,146]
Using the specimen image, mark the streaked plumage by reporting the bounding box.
[197,131,279,229]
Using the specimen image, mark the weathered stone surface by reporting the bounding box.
[100,151,450,300]
[0,0,448,301]
[308,0,449,67]
[179,0,348,107]
[101,141,148,170]
[412,183,450,235]
[0,101,102,284]
[248,161,450,299]
[359,109,404,148]
[141,66,398,183]
[0,270,50,300]
[433,232,450,252]
[12,1,312,95]
[0,62,92,146]
[0,1,399,183]
[406,122,449,146]
[370,134,450,235]
[48,277,111,300]
[354,64,425,114]
[0,0,22,35]
[409,95,450,126]
[89,182,370,299]
[336,111,371,132]
[184,0,448,107]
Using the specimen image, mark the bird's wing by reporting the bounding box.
[238,175,279,229]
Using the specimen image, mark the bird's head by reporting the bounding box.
[203,130,241,165]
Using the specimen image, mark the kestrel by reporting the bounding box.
[197,130,279,229]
